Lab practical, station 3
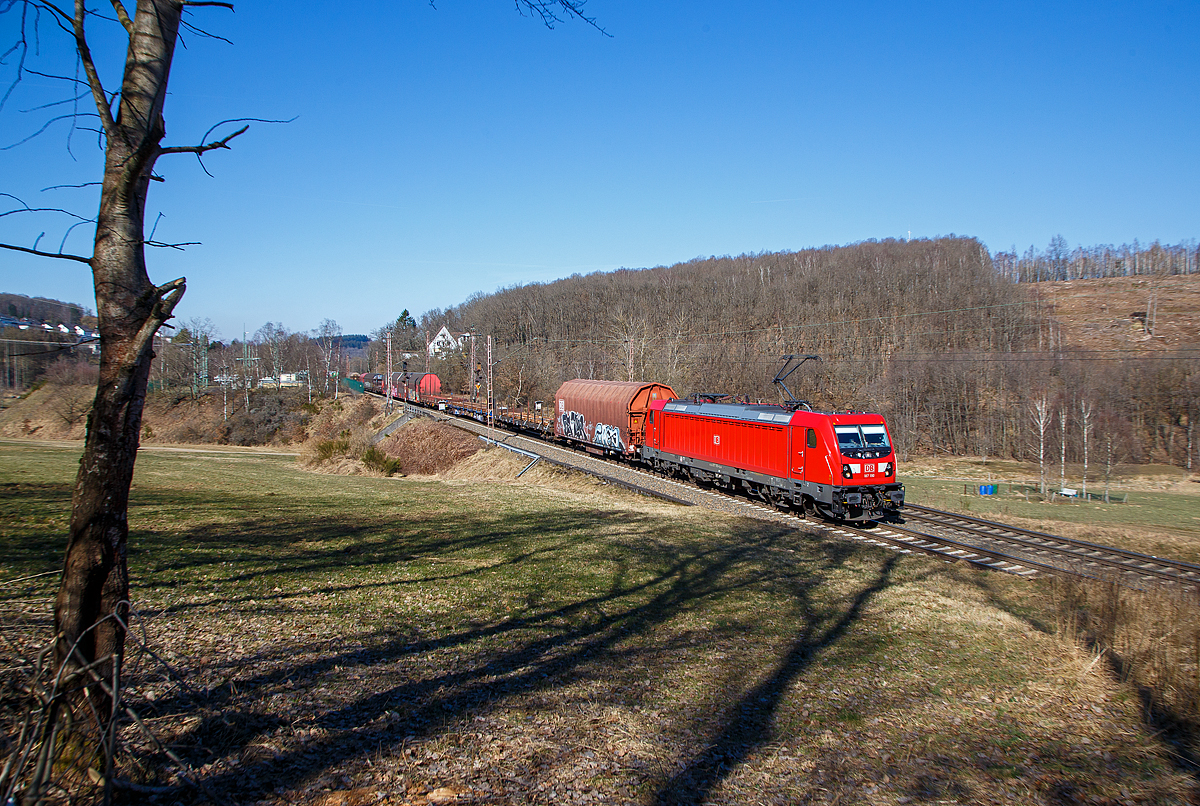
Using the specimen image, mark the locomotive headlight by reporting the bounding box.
[883,462,893,477]
[842,464,853,479]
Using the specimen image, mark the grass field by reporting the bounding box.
[1,440,1196,805]
[899,460,1200,565]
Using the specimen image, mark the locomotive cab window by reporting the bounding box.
[648,410,654,424]
[806,428,817,449]
[861,424,890,450]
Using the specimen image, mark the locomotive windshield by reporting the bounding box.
[835,424,892,458]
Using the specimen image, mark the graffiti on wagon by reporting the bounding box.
[593,422,624,450]
[559,410,625,451]
[561,410,589,442]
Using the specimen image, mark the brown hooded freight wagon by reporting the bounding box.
[554,379,678,456]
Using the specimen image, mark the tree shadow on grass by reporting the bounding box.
[136,508,663,627]
[0,481,74,586]
[649,553,899,805]
[136,513,901,803]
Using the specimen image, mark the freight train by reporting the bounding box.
[552,379,903,521]
[383,376,903,522]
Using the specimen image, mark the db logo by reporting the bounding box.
[865,463,876,473]
[713,435,720,445]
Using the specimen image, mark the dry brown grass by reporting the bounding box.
[1036,275,1200,353]
[299,396,404,474]
[1050,576,1200,761]
[0,384,89,440]
[378,418,482,476]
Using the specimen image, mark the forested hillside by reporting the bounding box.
[421,237,1199,467]
[0,293,92,325]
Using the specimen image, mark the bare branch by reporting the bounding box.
[178,16,234,45]
[56,216,92,252]
[107,0,134,34]
[131,278,187,357]
[0,111,94,150]
[182,1,234,7]
[20,89,92,114]
[0,196,94,225]
[41,182,103,191]
[0,241,91,263]
[21,67,94,87]
[32,0,75,22]
[157,122,248,155]
[71,0,116,135]
[513,0,610,35]
[160,117,292,177]
[143,210,198,249]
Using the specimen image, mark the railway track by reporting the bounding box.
[900,504,1200,592]
[391,399,1200,594]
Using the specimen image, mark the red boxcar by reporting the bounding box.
[388,372,441,400]
[555,379,677,456]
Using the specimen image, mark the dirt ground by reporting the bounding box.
[1034,274,1200,352]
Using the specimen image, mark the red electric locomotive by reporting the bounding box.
[641,398,903,521]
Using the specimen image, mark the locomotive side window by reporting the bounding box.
[806,428,817,449]
[648,410,655,424]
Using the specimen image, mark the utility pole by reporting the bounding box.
[385,333,393,413]
[469,334,478,402]
[487,335,494,443]
[236,327,257,413]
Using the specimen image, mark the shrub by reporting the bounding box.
[361,445,402,477]
[314,437,351,462]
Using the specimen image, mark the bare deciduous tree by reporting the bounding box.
[2,0,606,775]
[1031,395,1051,497]
[315,319,343,397]
[0,2,250,755]
[1080,398,1094,498]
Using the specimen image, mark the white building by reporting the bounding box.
[427,326,465,357]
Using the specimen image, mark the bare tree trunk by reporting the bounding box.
[1104,435,1113,503]
[1080,399,1093,498]
[1032,396,1050,497]
[54,0,189,727]
[1189,413,1194,472]
[1059,407,1067,493]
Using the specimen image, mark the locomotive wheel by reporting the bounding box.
[800,497,816,519]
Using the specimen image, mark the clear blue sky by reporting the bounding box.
[2,1,1197,340]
